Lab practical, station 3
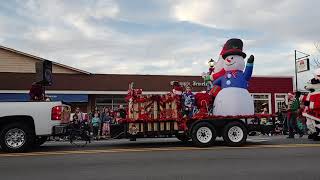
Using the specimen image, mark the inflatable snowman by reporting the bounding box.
[302,68,320,140]
[212,38,255,116]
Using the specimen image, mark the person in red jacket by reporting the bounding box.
[29,82,44,101]
[171,81,183,95]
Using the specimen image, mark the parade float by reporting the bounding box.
[115,38,274,147]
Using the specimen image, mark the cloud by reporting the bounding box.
[0,0,319,85]
[172,0,320,40]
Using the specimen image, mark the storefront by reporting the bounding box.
[0,72,293,114]
[0,45,294,114]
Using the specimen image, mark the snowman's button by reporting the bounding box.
[227,74,232,78]
[226,80,231,85]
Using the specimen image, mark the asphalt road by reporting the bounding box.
[0,136,320,180]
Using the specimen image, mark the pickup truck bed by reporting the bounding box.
[0,101,70,152]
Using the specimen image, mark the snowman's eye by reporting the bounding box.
[231,57,233,59]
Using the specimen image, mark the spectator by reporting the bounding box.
[72,114,79,123]
[74,107,84,122]
[260,106,269,136]
[118,105,126,119]
[280,100,288,135]
[100,108,112,137]
[114,112,122,124]
[287,92,300,138]
[261,106,268,114]
[29,82,44,101]
[296,101,307,137]
[91,112,101,139]
[109,109,116,119]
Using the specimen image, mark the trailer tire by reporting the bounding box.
[191,122,216,147]
[0,123,35,153]
[223,121,247,147]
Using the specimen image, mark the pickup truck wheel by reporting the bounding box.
[0,123,35,153]
[191,122,216,147]
[222,121,247,147]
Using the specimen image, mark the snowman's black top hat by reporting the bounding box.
[221,38,247,59]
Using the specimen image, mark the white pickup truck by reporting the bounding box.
[0,101,70,152]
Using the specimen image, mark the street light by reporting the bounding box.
[208,59,215,67]
[294,50,310,91]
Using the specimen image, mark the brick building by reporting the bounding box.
[0,45,293,114]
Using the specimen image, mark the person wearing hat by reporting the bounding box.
[29,82,45,101]
[171,81,183,96]
[212,38,255,116]
[287,91,301,138]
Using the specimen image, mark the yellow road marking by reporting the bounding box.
[0,144,320,157]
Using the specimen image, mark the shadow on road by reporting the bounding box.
[30,138,264,152]
[1,135,317,153]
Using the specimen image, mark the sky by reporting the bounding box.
[1,0,320,88]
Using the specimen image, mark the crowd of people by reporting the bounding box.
[281,91,307,138]
[259,91,308,138]
[71,105,126,139]
[70,90,309,140]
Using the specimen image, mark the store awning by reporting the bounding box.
[47,94,88,102]
[0,93,88,102]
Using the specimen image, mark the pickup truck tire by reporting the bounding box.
[0,123,35,153]
[222,121,247,147]
[191,122,216,147]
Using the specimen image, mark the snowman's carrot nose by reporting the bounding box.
[226,59,231,63]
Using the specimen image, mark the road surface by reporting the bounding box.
[0,136,319,180]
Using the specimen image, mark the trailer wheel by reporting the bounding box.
[222,121,247,146]
[191,122,216,147]
[0,123,35,153]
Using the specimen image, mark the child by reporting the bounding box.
[72,114,79,123]
[274,121,283,135]
[102,112,112,137]
[91,112,101,139]
[115,112,122,124]
[182,85,195,118]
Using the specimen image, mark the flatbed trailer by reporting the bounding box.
[110,83,276,147]
[109,114,275,147]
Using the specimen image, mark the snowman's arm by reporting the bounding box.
[212,76,222,86]
[244,63,254,81]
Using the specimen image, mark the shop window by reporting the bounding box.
[96,95,126,110]
[252,94,271,114]
[275,94,288,113]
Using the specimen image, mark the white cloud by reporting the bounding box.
[173,0,320,41]
[1,0,319,79]
[174,0,216,27]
